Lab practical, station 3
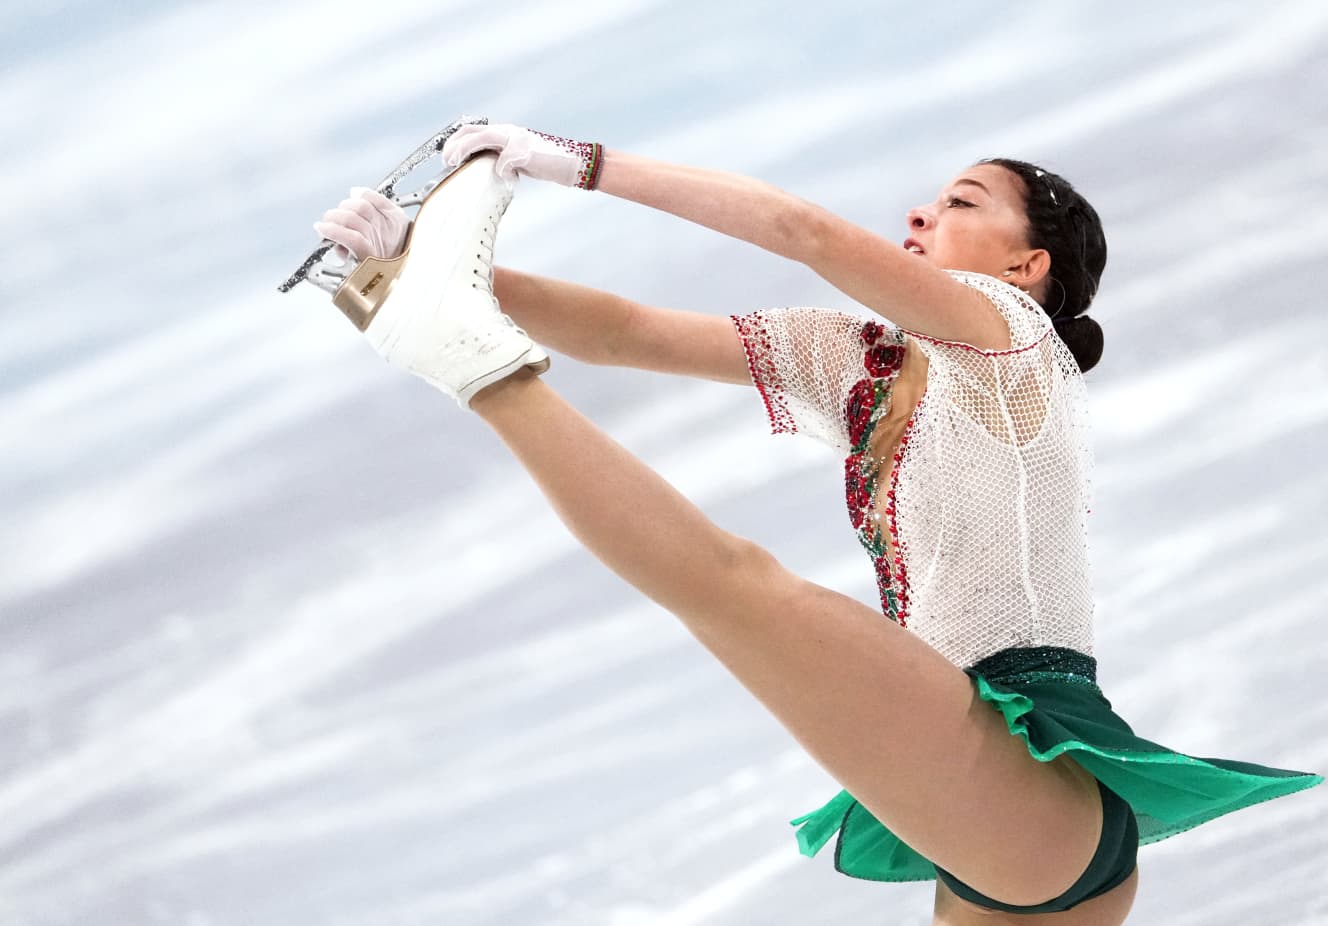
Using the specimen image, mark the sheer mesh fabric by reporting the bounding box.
[731,270,1095,668]
[730,307,880,453]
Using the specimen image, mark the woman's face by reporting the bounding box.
[902,163,1047,291]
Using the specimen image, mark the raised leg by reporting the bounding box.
[470,371,1112,909]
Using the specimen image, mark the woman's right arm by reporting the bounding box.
[494,268,751,386]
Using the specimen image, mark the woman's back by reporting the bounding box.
[898,271,1095,666]
[734,270,1096,667]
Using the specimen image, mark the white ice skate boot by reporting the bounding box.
[281,119,549,407]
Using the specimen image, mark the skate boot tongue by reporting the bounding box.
[360,153,549,408]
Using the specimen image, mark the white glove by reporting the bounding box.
[314,187,411,260]
[442,123,603,190]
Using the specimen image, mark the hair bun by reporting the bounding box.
[1053,314,1104,373]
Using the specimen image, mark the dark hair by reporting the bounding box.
[981,158,1107,373]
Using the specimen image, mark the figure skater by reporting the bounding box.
[309,124,1322,924]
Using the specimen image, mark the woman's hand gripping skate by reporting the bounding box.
[314,188,411,261]
[442,124,603,190]
[308,155,549,409]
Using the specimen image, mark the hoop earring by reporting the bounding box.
[1046,277,1069,319]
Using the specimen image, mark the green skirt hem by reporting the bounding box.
[790,647,1324,883]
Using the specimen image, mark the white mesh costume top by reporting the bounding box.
[731,271,1094,669]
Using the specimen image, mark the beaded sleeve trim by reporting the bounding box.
[731,311,797,435]
[906,326,1052,356]
[903,271,1053,356]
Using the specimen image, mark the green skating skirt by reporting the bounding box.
[790,645,1324,882]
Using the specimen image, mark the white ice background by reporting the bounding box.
[2,1,1326,923]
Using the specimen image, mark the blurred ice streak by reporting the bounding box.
[1,0,1326,923]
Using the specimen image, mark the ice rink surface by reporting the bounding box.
[2,1,1326,922]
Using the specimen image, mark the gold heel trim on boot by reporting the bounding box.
[332,252,406,331]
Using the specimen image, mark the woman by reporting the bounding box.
[312,125,1322,923]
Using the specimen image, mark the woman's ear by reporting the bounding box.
[1006,248,1051,294]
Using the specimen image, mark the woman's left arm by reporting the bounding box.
[596,151,1009,350]
[441,124,1007,349]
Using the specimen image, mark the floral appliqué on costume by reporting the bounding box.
[843,321,909,625]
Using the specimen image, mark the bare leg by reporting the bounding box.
[472,371,1113,909]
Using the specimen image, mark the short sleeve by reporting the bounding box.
[730,307,906,454]
[903,271,1053,355]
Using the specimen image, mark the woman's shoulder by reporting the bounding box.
[905,271,1053,356]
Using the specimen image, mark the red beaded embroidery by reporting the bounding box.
[731,312,797,435]
[882,410,918,627]
[843,321,909,625]
[532,131,604,190]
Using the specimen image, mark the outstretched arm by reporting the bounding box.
[494,268,750,385]
[596,151,1008,350]
[314,188,750,385]
[443,125,1006,348]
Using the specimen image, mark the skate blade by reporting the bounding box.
[277,115,489,298]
